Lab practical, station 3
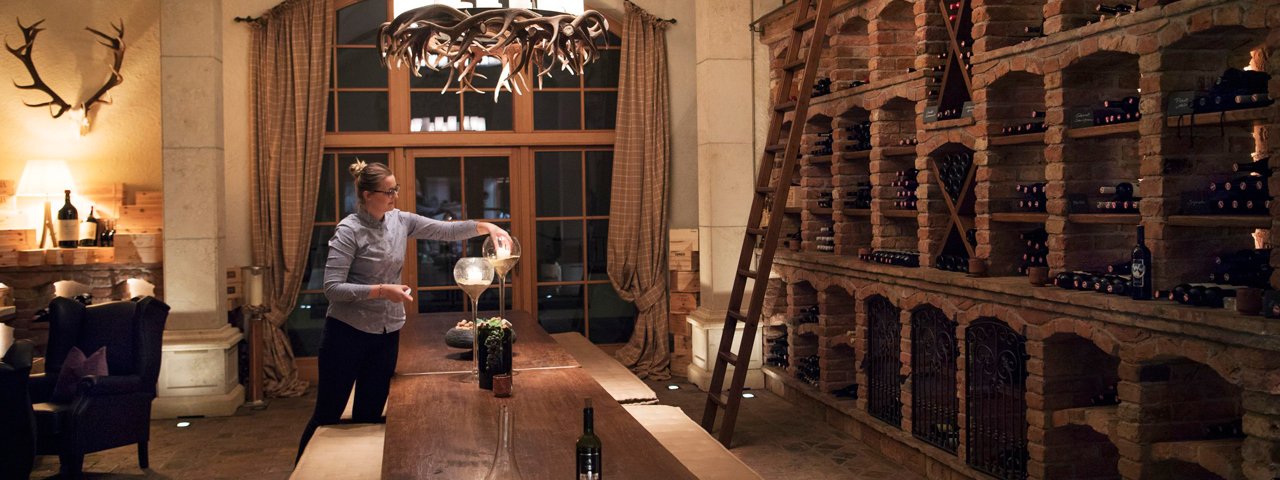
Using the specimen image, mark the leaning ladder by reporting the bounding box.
[700,0,836,447]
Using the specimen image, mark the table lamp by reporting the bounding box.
[16,159,75,249]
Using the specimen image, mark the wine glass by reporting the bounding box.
[454,257,494,376]
[482,235,521,322]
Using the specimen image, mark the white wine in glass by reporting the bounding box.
[453,258,494,379]
[483,235,521,322]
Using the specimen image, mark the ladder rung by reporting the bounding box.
[737,268,758,279]
[774,101,797,112]
[783,59,806,72]
[719,351,740,365]
[727,310,747,322]
[764,143,787,153]
[794,17,815,31]
[707,393,728,407]
[755,186,774,194]
[746,227,767,236]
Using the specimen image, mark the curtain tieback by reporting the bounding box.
[635,285,666,312]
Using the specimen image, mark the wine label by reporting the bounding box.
[577,450,601,480]
[57,220,79,244]
[1131,260,1146,287]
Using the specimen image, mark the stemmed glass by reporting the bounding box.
[454,257,495,377]
[482,235,521,322]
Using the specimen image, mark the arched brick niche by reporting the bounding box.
[924,142,978,271]
[787,281,821,385]
[801,114,837,253]
[972,0,1047,53]
[824,14,870,86]
[818,286,857,396]
[1041,333,1120,411]
[1143,460,1230,480]
[965,316,1029,479]
[1041,425,1121,479]
[871,97,922,253]
[1134,357,1244,444]
[868,0,915,82]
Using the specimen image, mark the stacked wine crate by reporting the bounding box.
[668,228,699,377]
[749,0,1280,479]
[116,190,163,264]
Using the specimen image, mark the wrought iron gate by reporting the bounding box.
[865,296,902,427]
[966,317,1029,480]
[911,306,958,453]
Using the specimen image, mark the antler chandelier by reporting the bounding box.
[378,0,608,99]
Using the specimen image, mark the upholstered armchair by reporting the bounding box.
[0,339,36,479]
[29,296,170,476]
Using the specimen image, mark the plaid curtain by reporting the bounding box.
[248,0,333,398]
[610,1,672,380]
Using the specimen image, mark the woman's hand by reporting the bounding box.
[372,284,414,303]
[479,222,513,250]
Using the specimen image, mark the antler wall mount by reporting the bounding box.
[377,4,607,100]
[5,18,126,135]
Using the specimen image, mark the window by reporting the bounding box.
[294,0,626,358]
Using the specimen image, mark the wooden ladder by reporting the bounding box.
[700,0,836,447]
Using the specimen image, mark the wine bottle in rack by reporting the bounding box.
[576,399,603,479]
[79,206,99,247]
[1130,225,1153,300]
[1233,157,1271,176]
[57,190,79,249]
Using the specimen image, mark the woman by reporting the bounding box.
[297,160,510,459]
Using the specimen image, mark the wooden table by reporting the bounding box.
[396,310,579,375]
[382,368,697,479]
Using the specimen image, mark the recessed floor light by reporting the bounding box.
[176,421,191,428]
[742,393,755,399]
[667,385,680,390]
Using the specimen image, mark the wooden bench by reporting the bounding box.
[290,424,385,480]
[624,405,764,480]
[550,332,658,404]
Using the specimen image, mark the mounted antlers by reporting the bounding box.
[4,18,126,130]
[378,5,607,99]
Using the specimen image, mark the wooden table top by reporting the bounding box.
[397,310,580,375]
[382,368,697,480]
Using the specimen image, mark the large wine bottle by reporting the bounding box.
[1130,225,1152,300]
[57,190,79,249]
[79,206,99,247]
[576,398,603,479]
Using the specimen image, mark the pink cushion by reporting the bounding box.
[53,346,108,403]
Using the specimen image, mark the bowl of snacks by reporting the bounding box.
[444,319,475,349]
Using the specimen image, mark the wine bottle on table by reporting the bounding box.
[79,206,99,247]
[577,398,602,480]
[57,190,79,249]
[1130,226,1152,300]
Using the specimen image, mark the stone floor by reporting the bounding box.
[29,377,917,480]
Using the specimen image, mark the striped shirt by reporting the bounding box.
[324,208,478,334]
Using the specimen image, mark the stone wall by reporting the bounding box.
[0,263,163,350]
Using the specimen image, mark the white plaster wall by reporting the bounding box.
[0,1,162,195]
[219,0,699,270]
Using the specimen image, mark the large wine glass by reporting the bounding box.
[454,257,494,377]
[482,235,521,322]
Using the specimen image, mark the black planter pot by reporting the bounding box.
[478,328,513,390]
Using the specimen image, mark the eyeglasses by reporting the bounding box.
[371,186,401,196]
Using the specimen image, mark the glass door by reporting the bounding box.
[408,149,517,315]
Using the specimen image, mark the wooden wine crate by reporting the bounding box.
[118,205,163,233]
[116,233,162,249]
[670,292,698,314]
[669,242,699,271]
[134,190,163,206]
[0,229,35,252]
[670,270,700,293]
[669,229,699,251]
[115,234,163,263]
[17,249,44,266]
[0,251,16,267]
[87,247,115,264]
[669,313,690,336]
[80,183,125,218]
[46,248,91,265]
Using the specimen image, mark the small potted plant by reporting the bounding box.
[477,317,514,390]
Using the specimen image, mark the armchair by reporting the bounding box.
[1,339,36,479]
[29,296,169,477]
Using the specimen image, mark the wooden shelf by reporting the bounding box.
[882,209,918,218]
[1065,122,1139,139]
[990,212,1049,223]
[784,207,803,214]
[1067,213,1140,224]
[840,208,872,217]
[1165,105,1276,127]
[989,131,1045,146]
[810,207,835,215]
[774,100,797,112]
[1167,215,1272,229]
[840,150,871,161]
[796,322,820,336]
[881,146,916,157]
[807,155,833,164]
[924,116,975,131]
[1049,405,1119,438]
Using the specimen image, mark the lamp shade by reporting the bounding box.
[16,159,75,197]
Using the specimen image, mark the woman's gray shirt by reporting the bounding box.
[324,209,478,334]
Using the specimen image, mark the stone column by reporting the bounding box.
[687,0,763,390]
[153,0,242,418]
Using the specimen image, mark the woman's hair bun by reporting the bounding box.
[348,159,368,178]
